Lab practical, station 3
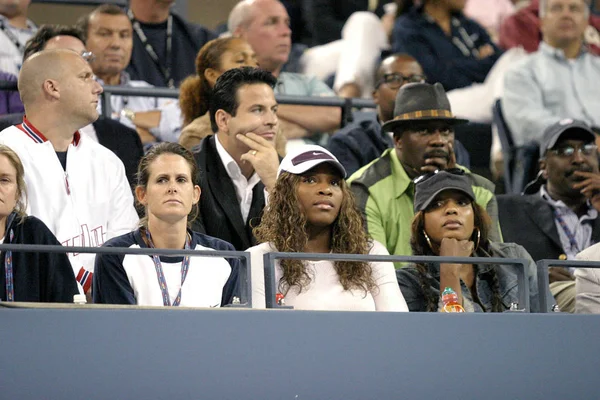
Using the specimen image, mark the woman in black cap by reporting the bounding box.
[397,169,541,312]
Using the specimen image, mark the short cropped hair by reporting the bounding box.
[209,67,277,132]
[23,24,85,61]
[75,4,127,43]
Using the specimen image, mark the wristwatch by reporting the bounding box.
[120,108,136,123]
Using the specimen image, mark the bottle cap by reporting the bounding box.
[73,294,87,304]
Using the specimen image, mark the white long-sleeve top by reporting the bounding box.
[249,240,408,311]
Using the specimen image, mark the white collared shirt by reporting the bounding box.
[215,135,261,223]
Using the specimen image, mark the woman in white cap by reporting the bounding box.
[249,145,408,311]
[397,169,541,312]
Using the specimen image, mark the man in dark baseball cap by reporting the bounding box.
[348,82,500,264]
[498,118,600,312]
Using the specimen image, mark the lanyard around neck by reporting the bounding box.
[553,209,581,253]
[4,229,14,301]
[145,228,191,306]
[127,9,174,88]
[0,20,24,53]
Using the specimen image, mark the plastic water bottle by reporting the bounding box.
[441,287,465,313]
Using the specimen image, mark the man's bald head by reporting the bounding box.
[18,49,85,107]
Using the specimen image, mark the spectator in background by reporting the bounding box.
[0,71,23,114]
[304,0,388,46]
[499,0,600,55]
[93,143,240,307]
[126,0,216,88]
[20,24,143,187]
[348,82,499,264]
[0,0,36,75]
[498,120,600,312]
[178,37,258,150]
[391,0,502,91]
[249,145,408,311]
[575,241,600,313]
[76,5,181,145]
[502,0,600,148]
[396,170,540,312]
[0,49,139,295]
[328,54,426,176]
[192,67,280,251]
[0,144,79,303]
[463,0,515,43]
[229,0,341,141]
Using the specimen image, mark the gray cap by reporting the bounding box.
[539,119,596,157]
[414,170,475,212]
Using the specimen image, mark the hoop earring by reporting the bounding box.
[473,228,481,253]
[423,230,434,252]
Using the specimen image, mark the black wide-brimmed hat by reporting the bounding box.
[381,82,469,133]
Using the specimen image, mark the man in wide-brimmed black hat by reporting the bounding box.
[348,82,500,264]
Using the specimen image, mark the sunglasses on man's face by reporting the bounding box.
[412,167,465,185]
[548,143,598,158]
[376,73,426,90]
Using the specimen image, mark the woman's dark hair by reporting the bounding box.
[179,37,242,127]
[253,171,376,296]
[135,143,199,227]
[410,201,504,312]
[209,66,277,133]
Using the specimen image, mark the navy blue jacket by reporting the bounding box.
[126,11,216,88]
[391,7,501,91]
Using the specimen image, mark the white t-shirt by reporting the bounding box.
[248,240,408,311]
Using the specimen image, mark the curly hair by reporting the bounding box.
[253,171,376,295]
[179,37,244,127]
[409,202,505,312]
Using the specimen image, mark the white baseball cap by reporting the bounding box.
[277,145,347,179]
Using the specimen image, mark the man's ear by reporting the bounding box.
[43,79,60,100]
[539,158,548,179]
[393,132,402,150]
[372,88,380,106]
[215,109,230,134]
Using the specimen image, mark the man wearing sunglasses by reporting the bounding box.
[349,82,499,264]
[498,119,600,312]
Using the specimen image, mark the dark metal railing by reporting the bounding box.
[263,253,533,312]
[0,243,252,308]
[536,259,600,313]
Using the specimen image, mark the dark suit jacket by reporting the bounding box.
[0,114,142,188]
[498,194,600,261]
[94,117,143,187]
[192,136,265,251]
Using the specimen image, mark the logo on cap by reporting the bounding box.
[559,119,574,126]
[291,150,333,166]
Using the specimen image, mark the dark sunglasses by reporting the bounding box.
[376,73,426,90]
[548,143,598,158]
[413,168,465,185]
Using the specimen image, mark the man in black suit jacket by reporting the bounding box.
[192,67,280,251]
[498,119,600,312]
